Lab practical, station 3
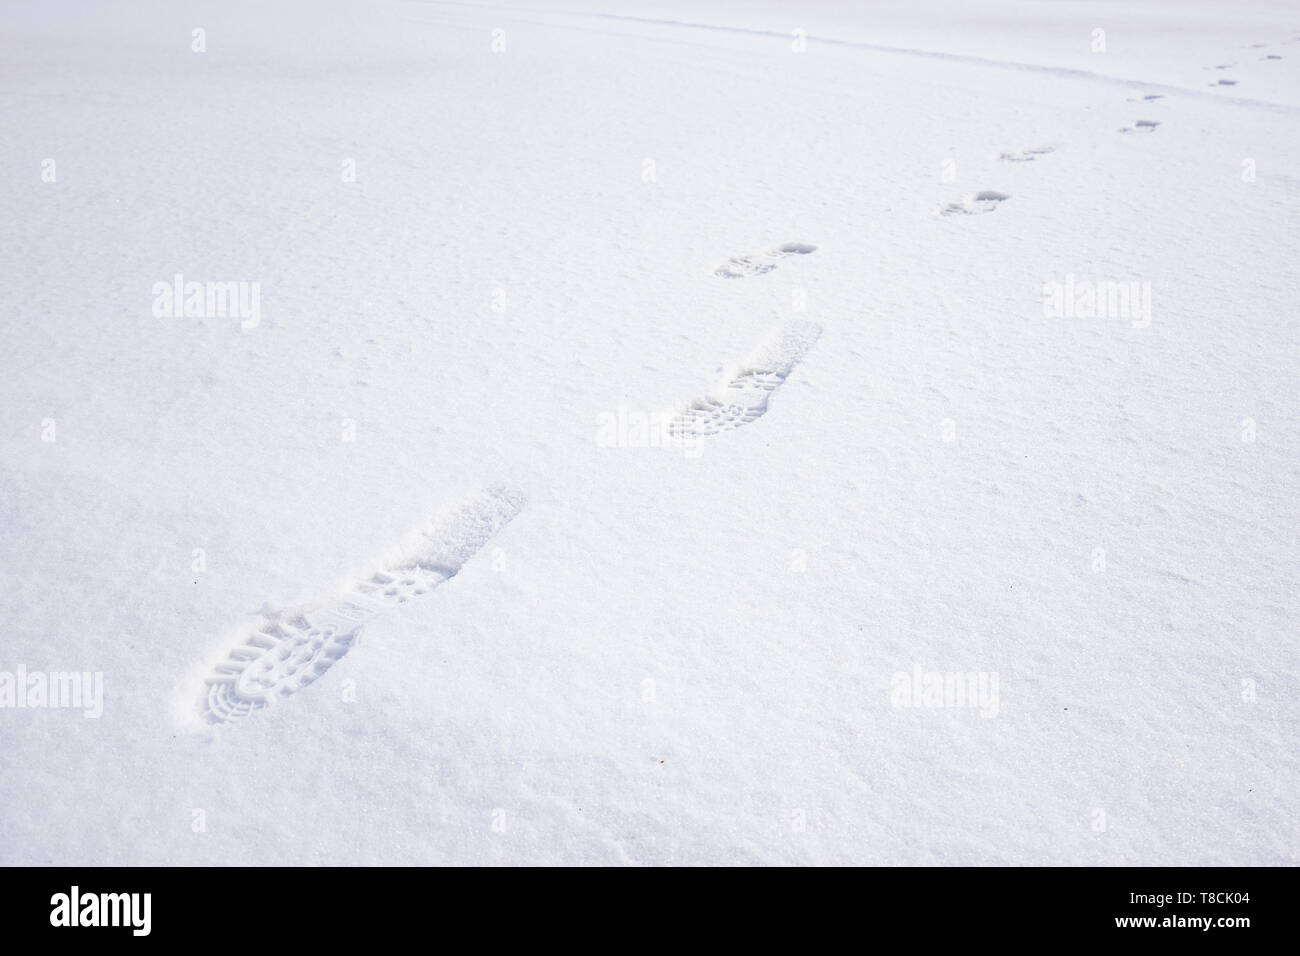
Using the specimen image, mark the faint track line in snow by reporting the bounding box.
[572,11,1300,113]
[402,1,1300,115]
[668,321,822,439]
[199,485,525,723]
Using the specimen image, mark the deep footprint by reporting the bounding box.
[669,321,822,439]
[200,485,525,723]
[941,190,1010,216]
[714,242,817,279]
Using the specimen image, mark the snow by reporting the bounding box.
[1,0,1296,865]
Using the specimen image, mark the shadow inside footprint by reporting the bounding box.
[1120,120,1160,133]
[714,242,817,278]
[941,191,1010,216]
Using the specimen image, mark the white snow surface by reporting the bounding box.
[1,0,1297,865]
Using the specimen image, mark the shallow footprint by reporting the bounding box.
[1119,120,1160,134]
[940,190,1010,216]
[714,242,817,279]
[999,146,1055,162]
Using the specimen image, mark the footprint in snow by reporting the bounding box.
[668,320,822,439]
[198,485,525,724]
[714,242,817,279]
[1119,120,1160,134]
[999,146,1055,163]
[940,190,1010,216]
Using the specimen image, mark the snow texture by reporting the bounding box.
[1,0,1296,865]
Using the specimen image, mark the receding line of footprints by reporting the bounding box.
[196,28,1295,725]
[1203,48,1284,86]
[200,485,526,723]
[198,246,827,724]
[940,32,1290,213]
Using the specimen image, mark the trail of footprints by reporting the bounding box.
[200,238,827,723]
[196,29,1296,725]
[941,32,1290,211]
[199,309,823,723]
[200,486,525,723]
[1116,34,1287,131]
[940,35,1284,213]
[1201,44,1285,87]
